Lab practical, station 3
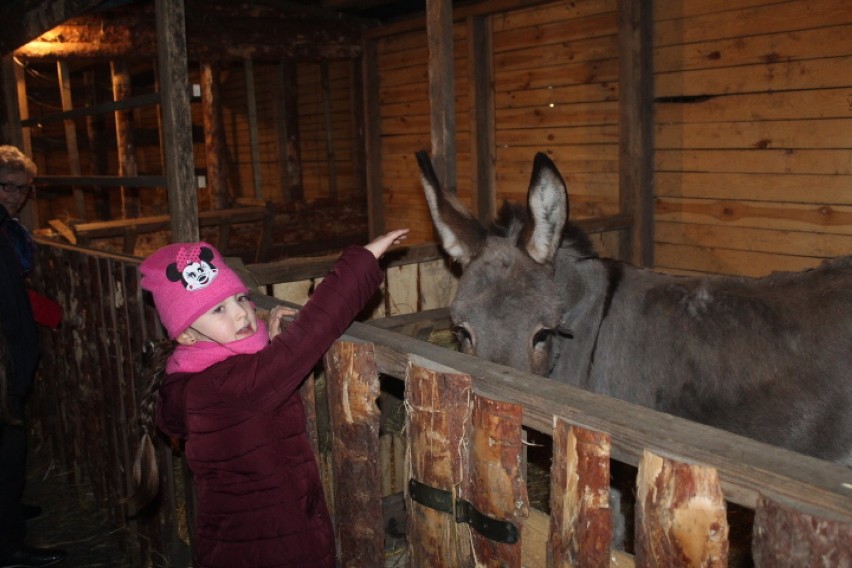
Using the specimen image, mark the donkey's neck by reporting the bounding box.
[550,251,615,388]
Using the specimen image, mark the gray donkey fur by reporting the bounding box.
[417,150,852,465]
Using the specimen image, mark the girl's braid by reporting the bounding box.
[126,338,173,509]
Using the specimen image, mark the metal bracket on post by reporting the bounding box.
[408,478,519,545]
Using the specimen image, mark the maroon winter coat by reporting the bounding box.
[156,246,383,568]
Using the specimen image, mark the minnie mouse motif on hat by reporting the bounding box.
[140,242,248,339]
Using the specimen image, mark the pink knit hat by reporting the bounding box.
[139,242,248,339]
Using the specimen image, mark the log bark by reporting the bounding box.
[324,341,384,567]
[635,450,729,567]
[752,495,852,567]
[467,394,527,566]
[406,359,473,568]
[550,420,612,567]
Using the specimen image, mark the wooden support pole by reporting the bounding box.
[617,0,654,266]
[83,69,110,221]
[426,0,456,192]
[244,58,263,202]
[156,0,198,243]
[111,59,140,219]
[550,419,612,567]
[467,15,496,223]
[362,39,383,237]
[635,450,729,567]
[406,360,472,567]
[275,61,302,202]
[324,341,384,568]
[320,61,337,199]
[200,62,227,209]
[57,61,86,220]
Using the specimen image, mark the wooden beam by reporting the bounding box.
[426,0,456,192]
[20,92,162,127]
[111,59,140,218]
[12,6,364,62]
[0,0,104,56]
[320,61,338,199]
[467,15,495,223]
[244,59,263,202]
[362,39,383,237]
[200,62,227,209]
[618,0,654,266]
[57,61,86,220]
[156,0,198,242]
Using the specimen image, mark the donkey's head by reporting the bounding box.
[417,151,584,375]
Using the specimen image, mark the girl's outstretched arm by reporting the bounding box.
[364,228,409,259]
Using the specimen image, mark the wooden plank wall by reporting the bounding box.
[216,59,360,204]
[653,0,852,276]
[371,0,851,272]
[492,0,620,219]
[371,0,624,256]
[374,23,473,243]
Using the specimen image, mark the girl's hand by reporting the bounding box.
[268,305,298,339]
[364,228,410,259]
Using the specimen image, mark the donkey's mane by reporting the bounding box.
[491,200,597,258]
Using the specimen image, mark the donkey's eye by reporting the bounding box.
[532,329,553,349]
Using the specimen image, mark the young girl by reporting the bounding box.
[132,229,408,568]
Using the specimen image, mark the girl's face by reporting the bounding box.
[182,293,258,344]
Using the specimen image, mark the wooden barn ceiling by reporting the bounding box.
[0,0,431,59]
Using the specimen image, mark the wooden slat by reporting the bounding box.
[635,451,729,567]
[752,495,852,567]
[324,341,384,567]
[406,359,473,567]
[550,420,613,567]
[467,394,527,565]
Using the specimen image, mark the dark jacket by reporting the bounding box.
[0,206,38,397]
[157,245,382,568]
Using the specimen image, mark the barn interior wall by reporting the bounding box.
[652,0,852,277]
[373,0,623,258]
[372,0,850,275]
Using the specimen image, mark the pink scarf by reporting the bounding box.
[165,321,270,374]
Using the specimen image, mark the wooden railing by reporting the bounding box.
[30,240,852,567]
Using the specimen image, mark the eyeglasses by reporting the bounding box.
[0,183,33,195]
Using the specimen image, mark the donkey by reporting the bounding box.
[417,150,852,465]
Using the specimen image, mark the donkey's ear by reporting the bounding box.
[416,151,487,265]
[525,152,568,264]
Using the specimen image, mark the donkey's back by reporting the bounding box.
[568,254,852,463]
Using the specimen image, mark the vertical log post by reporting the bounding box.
[406,359,473,568]
[466,394,528,566]
[635,450,729,567]
[156,0,198,243]
[550,419,612,567]
[111,59,140,219]
[752,495,852,567]
[57,61,86,220]
[244,58,263,202]
[200,61,227,209]
[426,0,456,192]
[324,340,384,567]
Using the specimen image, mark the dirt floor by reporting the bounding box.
[23,437,132,567]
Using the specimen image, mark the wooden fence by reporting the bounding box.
[30,240,852,567]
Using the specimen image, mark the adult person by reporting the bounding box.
[0,145,66,568]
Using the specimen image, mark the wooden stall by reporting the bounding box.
[30,240,852,567]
